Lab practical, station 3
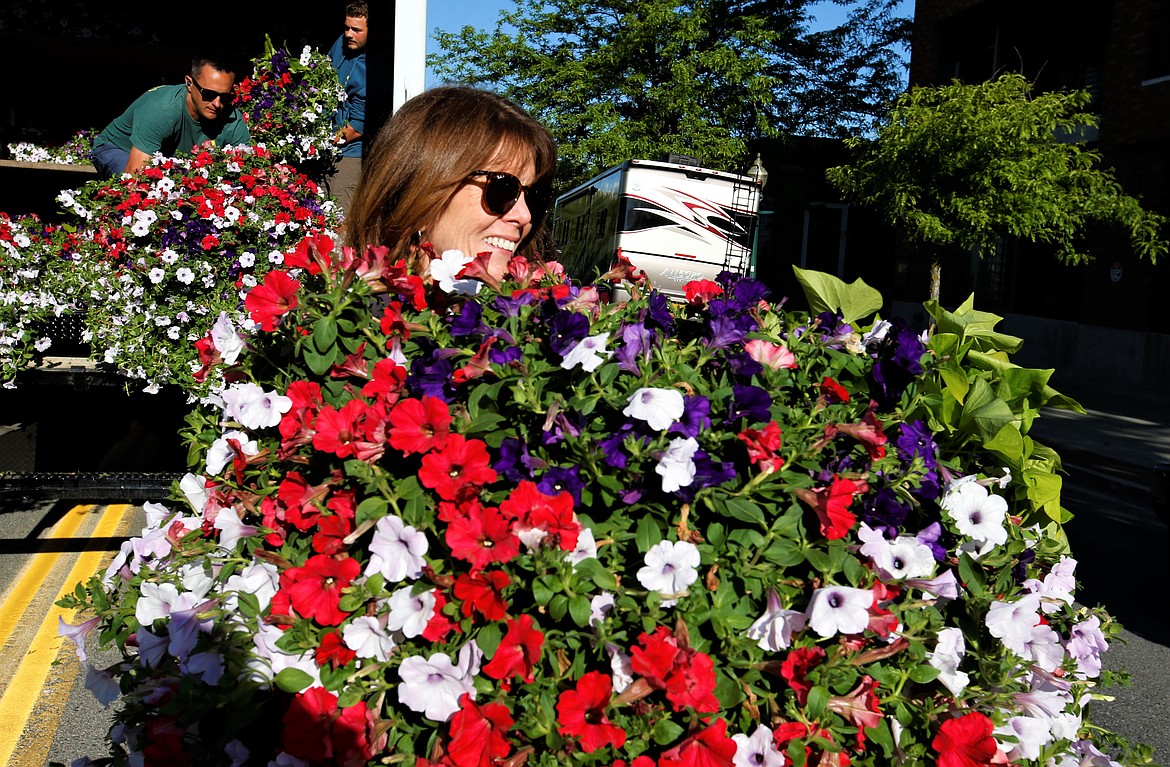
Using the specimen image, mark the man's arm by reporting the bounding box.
[123,146,153,175]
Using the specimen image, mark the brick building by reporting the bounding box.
[905,0,1170,391]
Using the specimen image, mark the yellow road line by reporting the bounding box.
[0,505,94,652]
[0,503,134,767]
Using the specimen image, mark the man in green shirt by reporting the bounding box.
[91,56,252,178]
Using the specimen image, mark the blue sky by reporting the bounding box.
[424,0,914,83]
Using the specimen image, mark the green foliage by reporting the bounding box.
[431,0,912,187]
[826,73,1168,267]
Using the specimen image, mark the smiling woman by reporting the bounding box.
[344,86,557,274]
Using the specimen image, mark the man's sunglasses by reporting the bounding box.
[467,171,551,218]
[189,78,236,105]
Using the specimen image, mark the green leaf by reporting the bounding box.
[651,718,685,746]
[957,553,986,597]
[303,346,337,376]
[274,668,313,693]
[984,423,1025,463]
[635,515,662,552]
[477,622,503,656]
[761,538,805,567]
[909,664,941,684]
[805,685,828,719]
[722,498,766,527]
[356,496,388,525]
[466,410,508,436]
[959,378,1017,442]
[793,266,883,324]
[312,316,338,352]
[574,557,617,591]
[569,595,593,627]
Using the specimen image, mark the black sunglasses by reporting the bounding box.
[189,77,236,105]
[467,170,551,218]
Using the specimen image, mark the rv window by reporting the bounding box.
[623,199,675,232]
[594,209,608,237]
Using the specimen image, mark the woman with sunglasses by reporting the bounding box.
[345,86,556,278]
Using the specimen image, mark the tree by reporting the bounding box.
[430,0,911,188]
[826,73,1168,300]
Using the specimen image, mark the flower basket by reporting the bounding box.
[58,240,1147,767]
[49,144,339,392]
[236,36,346,174]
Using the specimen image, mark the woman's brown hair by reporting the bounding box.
[344,86,557,259]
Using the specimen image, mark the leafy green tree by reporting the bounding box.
[826,73,1168,300]
[431,0,911,187]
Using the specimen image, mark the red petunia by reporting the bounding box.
[662,648,720,713]
[683,279,724,307]
[446,695,514,767]
[629,626,719,712]
[200,233,219,250]
[820,376,851,404]
[422,589,460,643]
[280,554,361,626]
[630,625,683,689]
[446,502,520,571]
[556,671,626,753]
[499,481,579,551]
[418,434,497,501]
[282,687,372,767]
[933,712,998,767]
[313,399,370,459]
[388,396,452,455]
[798,476,858,540]
[313,513,353,555]
[362,358,408,405]
[780,645,826,706]
[738,420,784,473]
[483,615,544,684]
[452,337,497,385]
[246,269,301,331]
[453,570,510,621]
[315,630,356,669]
[659,719,737,767]
[834,402,888,461]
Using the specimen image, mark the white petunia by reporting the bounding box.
[656,436,700,493]
[927,626,970,696]
[387,586,436,638]
[746,589,807,651]
[985,593,1042,656]
[732,725,787,767]
[210,312,245,364]
[396,642,482,722]
[366,515,429,582]
[941,477,1008,556]
[623,387,685,431]
[343,616,397,661]
[561,332,613,371]
[428,249,479,294]
[636,540,700,607]
[805,585,874,638]
[221,382,292,430]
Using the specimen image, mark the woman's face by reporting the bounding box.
[427,151,538,263]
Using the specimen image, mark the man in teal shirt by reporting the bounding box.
[91,56,251,178]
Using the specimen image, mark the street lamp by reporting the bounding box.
[747,153,768,189]
[745,154,769,279]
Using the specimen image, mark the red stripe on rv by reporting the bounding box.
[674,253,698,259]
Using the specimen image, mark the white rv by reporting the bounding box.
[551,159,762,301]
